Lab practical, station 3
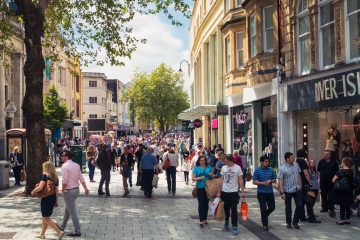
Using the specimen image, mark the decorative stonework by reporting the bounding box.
[353,37,360,49]
[335,3,342,61]
[310,14,316,69]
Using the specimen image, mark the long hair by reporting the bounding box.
[308,159,318,174]
[196,156,208,166]
[42,161,58,185]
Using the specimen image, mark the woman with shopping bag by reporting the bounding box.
[217,154,245,235]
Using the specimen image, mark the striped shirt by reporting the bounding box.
[277,162,301,193]
[253,166,277,194]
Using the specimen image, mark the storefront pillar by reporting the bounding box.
[252,102,262,170]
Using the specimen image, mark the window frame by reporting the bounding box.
[236,32,244,68]
[89,114,97,119]
[345,0,360,63]
[89,97,97,104]
[225,0,230,13]
[263,6,274,53]
[318,0,335,70]
[226,37,231,73]
[250,14,256,57]
[89,80,97,88]
[296,0,311,76]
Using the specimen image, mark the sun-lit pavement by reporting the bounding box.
[1,164,360,240]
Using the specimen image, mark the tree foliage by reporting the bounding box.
[122,63,189,133]
[0,0,191,194]
[44,84,69,130]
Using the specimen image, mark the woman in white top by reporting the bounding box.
[182,157,191,185]
[163,148,179,195]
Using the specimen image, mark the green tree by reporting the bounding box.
[0,0,191,194]
[44,84,69,131]
[122,63,189,133]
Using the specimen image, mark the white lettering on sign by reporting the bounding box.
[235,111,247,124]
[315,72,360,102]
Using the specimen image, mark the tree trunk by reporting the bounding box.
[16,0,47,195]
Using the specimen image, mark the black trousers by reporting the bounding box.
[320,180,334,211]
[184,171,189,183]
[257,192,275,226]
[166,166,176,193]
[142,169,154,196]
[13,165,23,183]
[221,191,240,227]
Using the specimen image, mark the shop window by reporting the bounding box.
[226,37,231,73]
[45,58,52,80]
[346,0,360,62]
[76,100,80,118]
[89,97,97,104]
[89,80,97,87]
[236,32,244,68]
[250,14,256,57]
[319,0,335,69]
[75,75,80,92]
[297,0,310,75]
[263,6,274,52]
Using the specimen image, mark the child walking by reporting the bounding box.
[183,157,190,185]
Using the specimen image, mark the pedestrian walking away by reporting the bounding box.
[192,156,215,227]
[277,152,302,229]
[140,147,159,198]
[86,145,97,182]
[97,145,111,196]
[120,146,135,196]
[58,150,90,237]
[183,157,190,185]
[31,162,64,240]
[217,154,245,235]
[164,148,179,194]
[252,155,277,230]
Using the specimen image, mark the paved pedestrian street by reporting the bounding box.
[1,167,360,240]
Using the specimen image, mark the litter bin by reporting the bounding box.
[0,160,10,189]
[70,146,86,173]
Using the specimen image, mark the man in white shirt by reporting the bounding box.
[151,143,158,157]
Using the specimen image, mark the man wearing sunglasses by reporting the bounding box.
[253,156,277,231]
[58,150,89,237]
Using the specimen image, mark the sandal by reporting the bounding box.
[336,221,344,225]
[203,220,208,224]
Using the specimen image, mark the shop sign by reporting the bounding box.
[287,68,360,111]
[6,103,17,113]
[182,120,195,129]
[211,118,218,129]
[193,119,202,128]
[235,111,247,124]
[217,105,229,115]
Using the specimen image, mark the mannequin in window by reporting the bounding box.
[268,137,278,168]
[325,124,341,163]
[247,136,252,167]
[341,138,353,158]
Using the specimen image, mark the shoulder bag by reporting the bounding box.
[34,175,55,199]
[192,168,206,198]
[162,155,170,170]
[333,171,349,191]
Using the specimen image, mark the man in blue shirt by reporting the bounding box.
[140,147,159,198]
[253,155,277,231]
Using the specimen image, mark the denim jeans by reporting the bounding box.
[166,166,176,193]
[197,188,209,222]
[184,171,189,183]
[88,161,95,181]
[284,190,302,224]
[221,191,240,227]
[257,192,276,226]
[98,171,110,194]
[300,185,315,221]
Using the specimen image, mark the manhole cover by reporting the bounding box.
[0,232,17,239]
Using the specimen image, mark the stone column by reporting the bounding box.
[252,102,262,170]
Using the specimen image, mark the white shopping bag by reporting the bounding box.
[210,197,221,214]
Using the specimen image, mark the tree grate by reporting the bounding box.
[0,232,17,239]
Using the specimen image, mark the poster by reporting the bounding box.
[8,137,22,155]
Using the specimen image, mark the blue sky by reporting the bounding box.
[82,1,193,93]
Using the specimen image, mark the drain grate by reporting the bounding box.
[0,232,17,239]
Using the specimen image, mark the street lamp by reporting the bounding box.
[178,60,190,76]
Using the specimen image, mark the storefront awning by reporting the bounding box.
[178,105,217,120]
[243,81,276,104]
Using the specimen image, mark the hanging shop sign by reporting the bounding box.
[193,119,203,128]
[217,105,229,115]
[287,67,360,111]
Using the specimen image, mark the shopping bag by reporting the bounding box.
[136,173,143,186]
[20,170,27,182]
[210,197,221,214]
[205,178,222,199]
[215,201,225,221]
[240,198,248,221]
[152,174,159,188]
[115,157,120,165]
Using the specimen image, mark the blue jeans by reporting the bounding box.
[88,161,95,181]
[197,188,209,222]
[166,166,176,193]
[98,171,110,194]
[284,190,302,224]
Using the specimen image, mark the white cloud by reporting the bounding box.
[82,14,191,94]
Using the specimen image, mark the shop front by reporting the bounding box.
[286,65,360,164]
[117,125,130,137]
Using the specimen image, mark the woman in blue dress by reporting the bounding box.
[31,162,64,239]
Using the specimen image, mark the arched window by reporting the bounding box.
[346,0,360,62]
[319,0,335,69]
[297,0,310,75]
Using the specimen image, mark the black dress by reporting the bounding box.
[40,174,58,217]
[333,169,354,206]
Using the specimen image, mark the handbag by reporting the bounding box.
[333,171,349,191]
[305,190,317,204]
[34,176,55,199]
[162,157,170,170]
[20,170,27,182]
[115,157,121,165]
[245,167,252,182]
[192,187,197,198]
[152,174,159,188]
[215,201,225,221]
[240,198,248,221]
[205,178,222,199]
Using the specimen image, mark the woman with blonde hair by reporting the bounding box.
[86,145,97,182]
[9,146,25,186]
[31,162,64,239]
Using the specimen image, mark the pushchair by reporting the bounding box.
[351,178,360,217]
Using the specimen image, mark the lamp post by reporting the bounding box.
[178,60,190,76]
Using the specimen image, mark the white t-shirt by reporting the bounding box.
[220,164,243,193]
[151,145,158,157]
